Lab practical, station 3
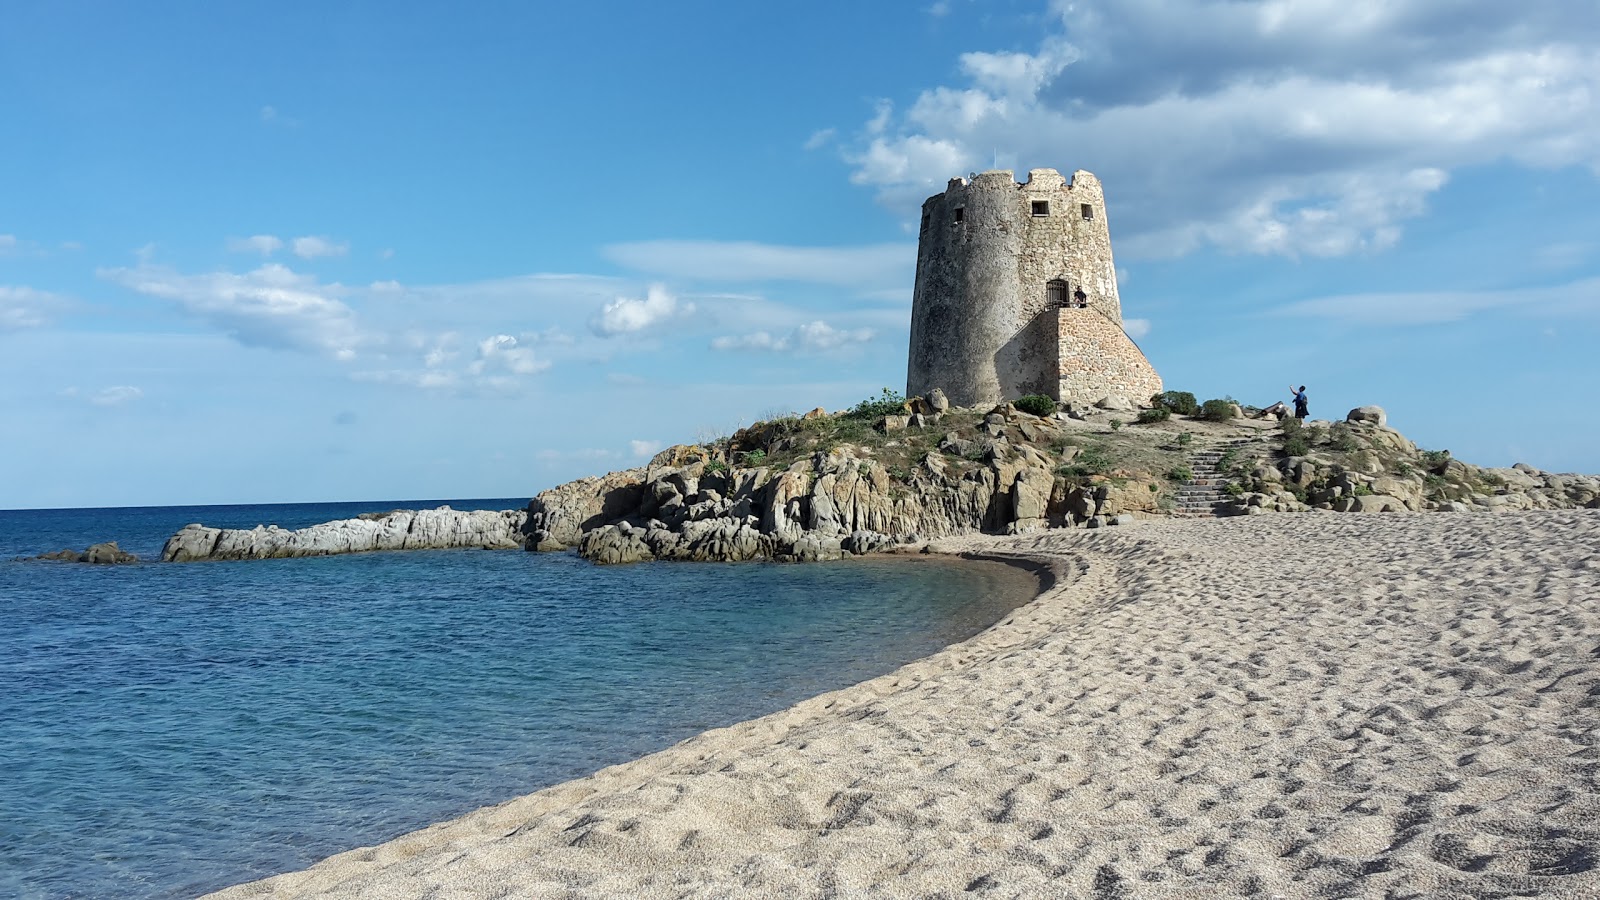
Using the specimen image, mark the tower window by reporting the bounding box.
[1031,200,1050,217]
[954,207,965,223]
[1046,279,1068,307]
[1081,203,1094,220]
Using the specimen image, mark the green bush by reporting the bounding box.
[1013,394,1057,417]
[1283,435,1311,457]
[1136,406,1171,424]
[1109,418,1123,431]
[1167,465,1194,482]
[1224,481,1246,498]
[705,459,729,474]
[1198,399,1235,422]
[1153,391,1199,416]
[1059,446,1113,480]
[1329,422,1359,452]
[1176,432,1194,447]
[845,388,906,421]
[741,448,767,465]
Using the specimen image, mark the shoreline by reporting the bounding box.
[210,511,1600,898]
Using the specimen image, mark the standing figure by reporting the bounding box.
[1290,385,1309,420]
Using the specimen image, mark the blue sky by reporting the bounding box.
[3,0,1597,509]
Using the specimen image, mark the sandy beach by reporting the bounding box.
[211,511,1600,899]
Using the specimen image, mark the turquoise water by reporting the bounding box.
[0,501,1037,899]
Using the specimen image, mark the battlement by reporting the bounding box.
[907,167,1159,407]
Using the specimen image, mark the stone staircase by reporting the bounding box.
[1172,438,1256,518]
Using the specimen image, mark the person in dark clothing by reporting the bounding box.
[1290,385,1309,419]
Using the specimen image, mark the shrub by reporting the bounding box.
[705,459,729,474]
[846,388,906,421]
[1224,482,1246,498]
[1013,394,1057,417]
[1198,399,1235,422]
[1153,391,1199,416]
[1167,465,1194,482]
[741,448,767,465]
[1109,418,1123,431]
[1136,406,1171,424]
[1176,432,1194,447]
[1283,435,1311,457]
[1059,446,1113,479]
[1329,422,1360,452]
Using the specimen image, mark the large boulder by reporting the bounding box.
[577,524,654,565]
[1347,405,1388,428]
[526,468,646,547]
[162,508,527,561]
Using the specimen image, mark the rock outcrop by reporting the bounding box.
[25,541,138,564]
[161,507,527,561]
[526,400,1148,566]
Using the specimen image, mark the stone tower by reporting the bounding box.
[906,168,1161,408]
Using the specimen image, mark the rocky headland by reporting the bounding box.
[158,390,1600,565]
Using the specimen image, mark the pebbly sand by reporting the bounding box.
[211,511,1600,899]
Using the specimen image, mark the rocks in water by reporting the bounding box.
[25,541,138,564]
[160,507,528,562]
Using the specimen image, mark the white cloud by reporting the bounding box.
[89,385,143,407]
[604,240,914,289]
[629,439,663,458]
[591,284,692,337]
[291,236,349,259]
[803,128,837,151]
[468,334,549,376]
[227,234,284,256]
[0,234,16,255]
[711,320,876,353]
[0,286,66,330]
[845,0,1600,259]
[1273,276,1600,326]
[101,262,363,359]
[1123,318,1151,339]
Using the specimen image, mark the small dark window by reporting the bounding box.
[1031,200,1049,217]
[1080,203,1094,220]
[954,207,965,223]
[1046,279,1068,307]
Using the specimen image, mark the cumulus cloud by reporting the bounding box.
[845,0,1600,259]
[0,286,66,330]
[1123,318,1151,339]
[101,262,363,359]
[603,241,913,290]
[468,334,549,377]
[590,284,692,337]
[227,235,284,255]
[711,320,876,353]
[291,236,349,259]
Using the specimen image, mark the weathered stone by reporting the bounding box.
[927,388,950,412]
[162,508,528,562]
[880,415,909,432]
[526,468,645,547]
[842,530,895,556]
[577,525,654,565]
[802,407,828,420]
[1096,394,1135,411]
[1347,405,1387,428]
[1110,514,1136,526]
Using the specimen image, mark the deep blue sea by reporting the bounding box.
[0,499,1037,899]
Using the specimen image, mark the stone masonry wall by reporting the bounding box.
[909,167,1152,408]
[1052,308,1163,405]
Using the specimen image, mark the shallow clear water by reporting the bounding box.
[0,501,1037,899]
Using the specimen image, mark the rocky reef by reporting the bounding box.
[161,507,527,561]
[23,541,139,564]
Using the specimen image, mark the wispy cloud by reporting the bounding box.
[101,262,363,359]
[227,234,284,255]
[711,320,875,353]
[0,286,68,330]
[1273,277,1600,326]
[259,105,300,128]
[629,439,663,458]
[291,236,349,259]
[604,240,914,289]
[89,385,144,407]
[803,128,837,151]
